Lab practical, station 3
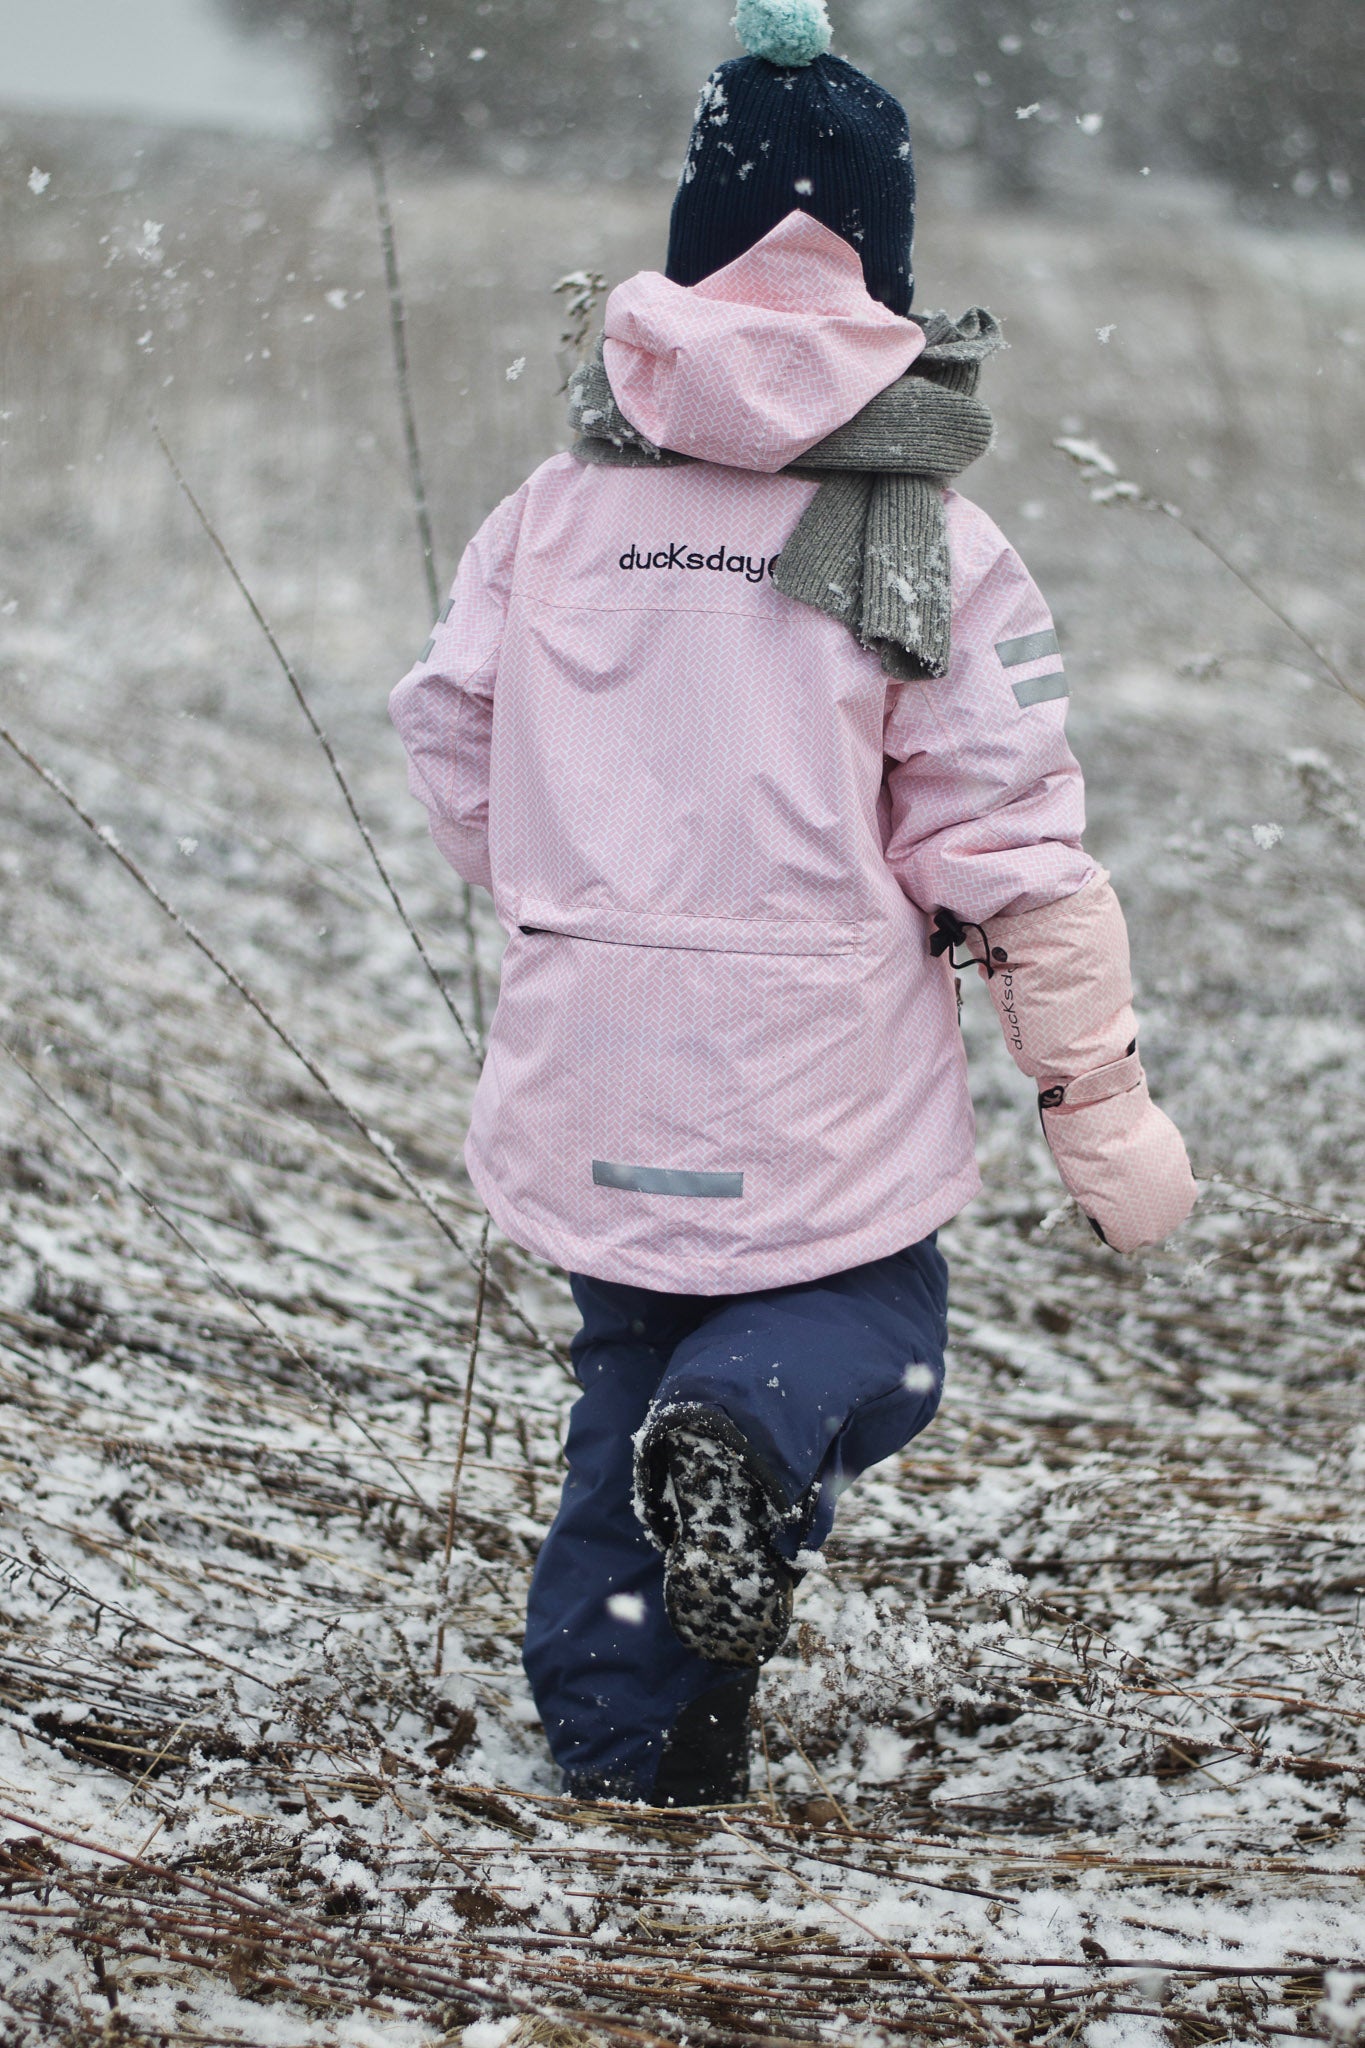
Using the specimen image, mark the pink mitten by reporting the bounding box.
[937,871,1197,1252]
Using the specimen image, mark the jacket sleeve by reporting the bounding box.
[882,497,1196,1253]
[957,873,1198,1252]
[388,483,529,893]
[880,497,1094,921]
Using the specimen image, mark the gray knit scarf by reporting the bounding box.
[568,308,1003,679]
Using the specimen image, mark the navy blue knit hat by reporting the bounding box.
[665,0,916,315]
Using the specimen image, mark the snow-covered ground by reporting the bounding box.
[2,115,1364,2047]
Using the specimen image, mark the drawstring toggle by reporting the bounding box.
[930,908,996,978]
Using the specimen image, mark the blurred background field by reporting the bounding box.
[2,5,1365,2044]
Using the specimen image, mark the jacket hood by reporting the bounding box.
[602,211,925,474]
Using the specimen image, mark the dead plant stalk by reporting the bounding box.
[436,1212,493,1675]
[348,0,488,1045]
[149,417,482,1066]
[1054,436,1365,712]
[0,719,554,1363]
[1,1038,427,1506]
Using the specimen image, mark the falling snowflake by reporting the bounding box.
[606,1592,646,1625]
[325,289,350,311]
[505,357,527,382]
[1077,112,1105,136]
[27,167,51,195]
[1096,324,1117,344]
[1252,822,1284,850]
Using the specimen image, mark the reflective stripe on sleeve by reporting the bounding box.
[439,599,454,622]
[1012,669,1069,708]
[593,1160,744,1198]
[418,637,436,663]
[997,628,1061,668]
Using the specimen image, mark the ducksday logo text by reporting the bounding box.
[619,543,781,585]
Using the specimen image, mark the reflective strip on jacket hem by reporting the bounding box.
[1012,669,1069,708]
[592,1160,744,1199]
[997,628,1061,667]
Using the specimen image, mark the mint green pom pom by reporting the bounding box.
[732,0,833,67]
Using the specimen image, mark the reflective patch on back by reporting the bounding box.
[593,1160,744,1198]
[997,628,1061,668]
[1013,669,1069,708]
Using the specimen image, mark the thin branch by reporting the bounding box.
[445,1214,492,1564]
[1053,436,1365,712]
[347,0,488,1045]
[346,7,438,618]
[1196,1170,1364,1233]
[1172,504,1365,713]
[436,1213,492,1675]
[0,1805,559,2032]
[717,1817,1026,2048]
[0,720,555,1365]
[1,1038,427,1507]
[149,416,480,1065]
[4,1548,279,1694]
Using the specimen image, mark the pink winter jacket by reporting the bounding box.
[391,214,1116,1293]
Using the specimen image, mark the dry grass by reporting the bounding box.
[1,111,1364,2047]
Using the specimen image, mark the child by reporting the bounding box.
[389,0,1196,1807]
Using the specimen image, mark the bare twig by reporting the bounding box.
[346,10,438,617]
[717,1817,1025,2047]
[0,721,555,1363]
[110,1718,190,1816]
[769,1710,852,1829]
[1,1037,428,1506]
[1054,436,1365,711]
[149,417,481,1065]
[1196,1170,1364,1233]
[348,0,488,1045]
[0,1806,575,2035]
[436,1213,492,1674]
[4,1548,278,1693]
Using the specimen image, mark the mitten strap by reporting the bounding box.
[1038,1047,1143,1112]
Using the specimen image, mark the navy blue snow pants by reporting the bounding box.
[522,1236,949,1797]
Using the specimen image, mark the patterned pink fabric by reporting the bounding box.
[1045,1088,1196,1254]
[967,870,1139,1087]
[964,874,1198,1251]
[389,217,1100,1292]
[604,212,926,472]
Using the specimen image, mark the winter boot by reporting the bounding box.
[560,1670,757,1805]
[652,1424,797,1667]
[651,1670,758,1805]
